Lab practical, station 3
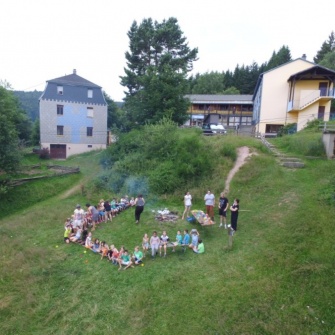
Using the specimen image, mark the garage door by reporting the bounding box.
[50,144,66,159]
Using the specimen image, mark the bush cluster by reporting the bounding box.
[97,119,215,195]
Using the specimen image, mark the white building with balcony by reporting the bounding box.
[252,57,335,135]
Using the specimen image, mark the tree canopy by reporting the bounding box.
[188,46,291,95]
[314,31,335,64]
[0,85,22,175]
[120,17,198,127]
[319,50,335,70]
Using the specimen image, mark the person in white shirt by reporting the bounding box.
[182,191,192,220]
[73,204,84,228]
[204,190,215,221]
[159,231,170,257]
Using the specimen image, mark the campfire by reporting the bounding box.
[153,209,179,222]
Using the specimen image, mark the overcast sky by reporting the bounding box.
[1,0,334,101]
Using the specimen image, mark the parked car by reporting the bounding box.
[202,123,227,135]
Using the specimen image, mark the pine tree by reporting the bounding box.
[314,31,335,64]
[120,18,198,127]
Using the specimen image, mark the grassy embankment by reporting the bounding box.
[0,133,334,335]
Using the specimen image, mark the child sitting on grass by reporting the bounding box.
[100,241,109,260]
[69,227,82,243]
[192,239,205,254]
[159,230,170,257]
[118,249,134,270]
[189,229,199,250]
[181,229,190,250]
[150,231,160,259]
[64,224,72,244]
[132,246,143,265]
[142,233,149,257]
[85,232,93,249]
[110,245,120,265]
[92,238,100,253]
[172,230,183,252]
[107,244,114,262]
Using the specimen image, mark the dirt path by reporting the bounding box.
[224,146,254,194]
[59,183,83,199]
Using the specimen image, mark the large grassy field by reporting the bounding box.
[0,135,334,335]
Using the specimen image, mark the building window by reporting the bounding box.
[88,89,93,98]
[87,127,93,137]
[57,126,64,135]
[57,86,63,95]
[57,105,64,115]
[88,145,92,148]
[87,107,94,118]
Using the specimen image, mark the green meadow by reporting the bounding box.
[0,133,334,335]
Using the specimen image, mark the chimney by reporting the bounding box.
[73,69,77,74]
[302,54,306,60]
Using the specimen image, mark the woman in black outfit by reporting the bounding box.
[134,194,145,224]
[230,198,240,231]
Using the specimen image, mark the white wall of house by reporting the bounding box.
[40,99,107,157]
[42,142,106,157]
[256,60,316,134]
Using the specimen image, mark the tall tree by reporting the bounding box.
[314,31,335,64]
[319,50,335,70]
[31,118,40,146]
[104,92,131,132]
[120,17,198,127]
[265,45,291,71]
[0,85,22,174]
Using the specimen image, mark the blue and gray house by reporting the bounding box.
[39,70,107,158]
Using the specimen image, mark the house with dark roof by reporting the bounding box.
[253,57,335,135]
[184,94,253,127]
[39,70,107,158]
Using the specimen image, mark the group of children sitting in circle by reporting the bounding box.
[71,197,135,231]
[64,203,205,270]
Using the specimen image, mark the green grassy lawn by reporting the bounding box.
[0,138,334,334]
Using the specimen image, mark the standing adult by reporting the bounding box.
[73,204,84,228]
[218,192,229,228]
[104,200,112,222]
[86,203,99,231]
[204,190,215,221]
[182,191,192,220]
[134,194,145,224]
[230,198,240,231]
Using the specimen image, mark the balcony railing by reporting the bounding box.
[287,88,335,112]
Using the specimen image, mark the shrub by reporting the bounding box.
[149,161,182,194]
[303,118,322,131]
[97,123,215,195]
[277,123,297,136]
[39,147,50,159]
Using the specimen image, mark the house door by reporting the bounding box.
[50,144,66,159]
[319,82,328,96]
[318,106,325,120]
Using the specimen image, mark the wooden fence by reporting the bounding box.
[9,165,80,186]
